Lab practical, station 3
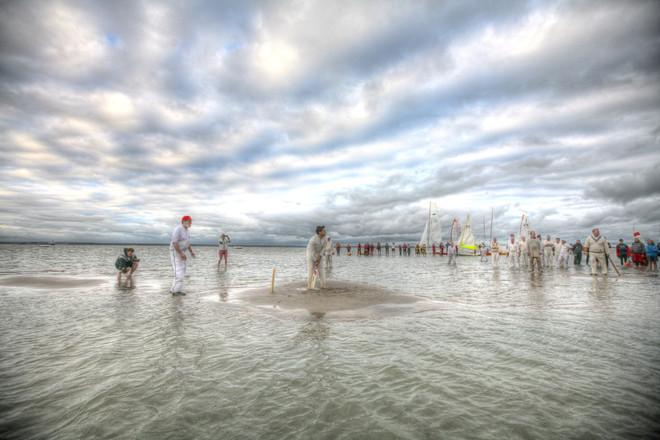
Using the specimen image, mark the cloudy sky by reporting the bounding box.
[1,0,659,245]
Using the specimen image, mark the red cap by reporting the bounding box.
[181,215,192,222]
[633,231,640,237]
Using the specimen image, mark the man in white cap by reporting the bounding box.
[584,227,608,276]
[306,225,326,289]
[506,234,518,268]
[217,232,231,271]
[170,215,196,295]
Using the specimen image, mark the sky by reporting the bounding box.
[0,0,659,245]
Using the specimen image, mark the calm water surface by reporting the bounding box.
[0,244,658,439]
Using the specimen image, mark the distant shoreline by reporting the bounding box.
[0,242,306,248]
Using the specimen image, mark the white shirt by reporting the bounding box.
[585,234,608,254]
[507,239,518,253]
[170,225,190,251]
[306,235,324,261]
[322,239,334,256]
[218,237,230,251]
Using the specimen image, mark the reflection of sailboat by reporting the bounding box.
[458,214,478,256]
[419,201,442,247]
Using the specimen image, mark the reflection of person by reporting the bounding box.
[115,248,139,287]
[306,226,326,289]
[170,215,196,295]
[584,228,608,276]
[217,233,231,270]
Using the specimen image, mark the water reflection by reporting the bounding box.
[293,317,330,345]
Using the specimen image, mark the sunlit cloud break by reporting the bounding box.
[0,0,659,245]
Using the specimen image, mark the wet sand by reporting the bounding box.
[231,280,438,318]
[0,276,106,289]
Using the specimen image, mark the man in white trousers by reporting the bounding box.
[519,235,529,268]
[557,240,570,268]
[543,235,554,268]
[323,236,334,269]
[506,234,518,267]
[584,228,608,276]
[306,225,326,289]
[447,241,457,265]
[491,237,500,266]
[170,215,196,295]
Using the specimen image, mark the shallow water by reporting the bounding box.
[0,244,658,439]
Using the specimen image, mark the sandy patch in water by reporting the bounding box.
[229,280,442,319]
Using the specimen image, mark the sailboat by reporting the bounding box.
[519,213,531,241]
[419,201,442,248]
[449,218,460,243]
[457,214,478,256]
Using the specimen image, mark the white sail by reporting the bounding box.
[458,214,477,255]
[419,201,442,246]
[450,218,461,243]
[519,214,531,240]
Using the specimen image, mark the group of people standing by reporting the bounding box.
[115,215,232,294]
[486,229,658,275]
[117,218,659,293]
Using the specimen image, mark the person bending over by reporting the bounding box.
[115,248,139,287]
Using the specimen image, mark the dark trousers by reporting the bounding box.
[574,252,582,265]
[619,255,627,265]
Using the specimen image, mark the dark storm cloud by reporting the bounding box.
[585,166,660,203]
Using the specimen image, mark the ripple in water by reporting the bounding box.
[0,244,658,439]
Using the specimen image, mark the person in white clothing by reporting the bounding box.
[306,226,326,289]
[519,236,529,267]
[170,215,196,295]
[554,237,562,266]
[543,235,554,267]
[506,234,518,267]
[557,240,570,268]
[491,238,500,266]
[323,236,335,269]
[584,228,609,276]
[447,241,457,265]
